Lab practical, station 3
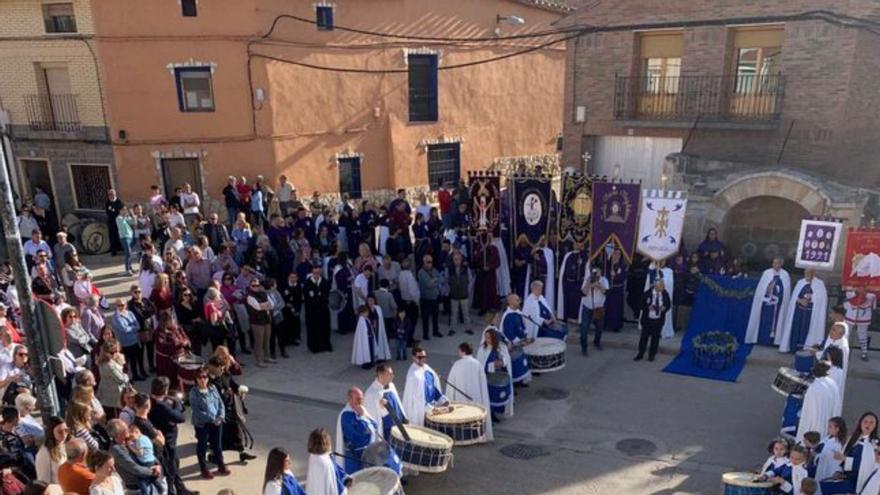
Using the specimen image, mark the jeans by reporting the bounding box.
[396,338,408,360]
[195,423,224,471]
[449,298,471,329]
[121,237,133,272]
[226,207,238,229]
[420,299,439,338]
[579,306,604,352]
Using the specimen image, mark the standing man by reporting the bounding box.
[844,288,875,361]
[180,183,201,226]
[745,257,792,346]
[445,342,492,439]
[446,251,472,335]
[401,346,449,427]
[222,176,240,229]
[105,189,123,256]
[203,213,230,254]
[556,240,589,321]
[417,255,444,340]
[335,387,401,475]
[579,267,609,356]
[643,260,675,339]
[364,364,407,441]
[276,175,295,217]
[303,264,332,353]
[779,268,827,353]
[635,278,670,362]
[795,361,840,442]
[246,278,274,368]
[149,377,199,495]
[471,231,500,316]
[500,294,532,387]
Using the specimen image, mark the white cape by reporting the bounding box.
[491,238,511,298]
[860,466,880,495]
[820,334,850,403]
[352,273,369,309]
[377,226,390,256]
[476,326,513,418]
[446,355,493,441]
[643,266,674,338]
[522,294,551,340]
[814,436,844,483]
[745,268,792,344]
[402,362,442,427]
[335,404,378,469]
[363,379,405,440]
[778,277,827,353]
[540,247,555,311]
[556,251,590,319]
[351,312,392,365]
[306,453,341,495]
[828,366,845,417]
[796,376,840,442]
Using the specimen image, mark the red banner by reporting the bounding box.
[841,228,880,290]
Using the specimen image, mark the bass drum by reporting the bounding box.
[60,214,80,232]
[79,221,110,255]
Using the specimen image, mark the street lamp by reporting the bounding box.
[496,14,526,26]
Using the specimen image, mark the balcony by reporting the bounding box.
[613,74,784,127]
[23,93,81,132]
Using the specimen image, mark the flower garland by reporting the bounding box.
[697,273,756,300]
[693,331,739,355]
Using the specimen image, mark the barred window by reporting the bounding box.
[70,164,111,210]
[426,143,460,191]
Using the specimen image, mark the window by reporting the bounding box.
[316,6,334,30]
[69,164,111,210]
[181,0,197,17]
[408,54,438,122]
[43,3,77,33]
[174,67,214,112]
[427,143,460,191]
[639,33,683,94]
[338,157,362,199]
[733,28,783,93]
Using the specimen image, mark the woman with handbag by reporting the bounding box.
[207,357,257,464]
[154,312,193,393]
[205,288,235,354]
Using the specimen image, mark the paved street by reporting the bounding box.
[85,258,879,495]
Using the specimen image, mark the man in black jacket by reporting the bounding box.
[149,377,198,495]
[635,278,671,362]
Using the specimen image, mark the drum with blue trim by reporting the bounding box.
[721,472,776,494]
[508,345,531,383]
[486,371,513,408]
[538,321,569,341]
[794,349,815,373]
[780,394,802,440]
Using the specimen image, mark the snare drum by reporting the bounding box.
[486,372,513,409]
[771,367,810,398]
[328,289,347,313]
[347,467,403,495]
[538,321,569,341]
[508,345,531,383]
[525,337,567,373]
[794,349,815,373]
[721,471,776,495]
[389,425,454,474]
[425,402,487,446]
[175,353,204,387]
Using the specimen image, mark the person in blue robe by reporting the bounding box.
[757,275,786,345]
[558,243,588,321]
[789,282,814,350]
[820,412,879,495]
[510,235,531,299]
[334,253,357,335]
[501,294,532,386]
[338,387,401,476]
[603,246,628,332]
[263,447,306,495]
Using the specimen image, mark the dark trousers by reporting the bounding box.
[139,338,155,371]
[163,442,186,494]
[637,320,662,358]
[269,319,286,356]
[122,343,145,379]
[404,301,419,341]
[195,423,224,471]
[420,298,439,338]
[579,306,604,352]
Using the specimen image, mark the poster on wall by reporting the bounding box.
[794,218,843,271]
[636,189,688,262]
[841,228,880,289]
[589,180,641,262]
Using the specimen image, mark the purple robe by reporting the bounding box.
[603,258,628,331]
[559,250,588,320]
[473,243,500,312]
[334,264,356,333]
[510,245,530,299]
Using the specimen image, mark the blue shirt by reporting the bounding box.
[424,370,446,405]
[189,386,225,427]
[112,311,140,347]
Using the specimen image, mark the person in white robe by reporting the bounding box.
[796,361,840,442]
[335,387,402,475]
[364,363,407,441]
[816,321,849,408]
[492,236,511,299]
[306,428,349,495]
[352,266,372,309]
[745,257,792,345]
[523,280,557,340]
[856,444,880,495]
[823,346,846,417]
[367,297,392,360]
[476,326,513,420]
[643,260,674,338]
[539,243,555,311]
[814,417,847,484]
[445,342,493,441]
[778,269,827,353]
[401,346,448,427]
[351,306,379,368]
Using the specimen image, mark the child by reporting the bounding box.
[801,431,820,475]
[815,417,847,483]
[265,278,288,359]
[760,437,790,479]
[127,424,167,495]
[393,308,411,361]
[800,478,818,495]
[772,445,808,495]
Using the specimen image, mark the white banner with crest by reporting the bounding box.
[636,189,688,262]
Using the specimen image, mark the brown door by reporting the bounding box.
[20,159,59,224]
[161,158,202,199]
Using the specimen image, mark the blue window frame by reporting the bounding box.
[316,6,334,30]
[427,143,459,191]
[174,67,214,112]
[408,54,438,122]
[338,157,362,199]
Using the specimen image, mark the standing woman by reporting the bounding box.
[207,356,257,464]
[128,284,157,375]
[150,273,175,315]
[111,299,144,381]
[189,366,230,479]
[35,415,68,484]
[96,340,129,419]
[305,428,349,495]
[602,246,628,333]
[263,447,305,495]
[176,288,204,356]
[154,312,192,392]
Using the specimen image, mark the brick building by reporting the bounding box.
[560,1,880,268]
[0,0,114,223]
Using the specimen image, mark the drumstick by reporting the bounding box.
[444,380,474,402]
[333,451,382,469]
[386,405,412,443]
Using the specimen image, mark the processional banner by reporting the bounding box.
[795,218,843,271]
[558,173,593,245]
[636,189,688,262]
[510,175,552,247]
[590,180,640,262]
[468,171,501,237]
[841,228,880,289]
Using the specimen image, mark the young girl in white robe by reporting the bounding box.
[814,417,847,483]
[760,438,791,479]
[306,428,351,495]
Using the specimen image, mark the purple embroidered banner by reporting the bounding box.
[590,180,641,263]
[468,171,501,237]
[795,218,843,271]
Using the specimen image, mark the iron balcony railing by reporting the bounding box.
[23,93,81,131]
[613,74,785,122]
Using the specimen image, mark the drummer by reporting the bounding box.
[364,364,408,440]
[523,280,567,341]
[335,387,402,476]
[153,312,193,392]
[500,294,533,388]
[401,346,450,427]
[476,328,513,424]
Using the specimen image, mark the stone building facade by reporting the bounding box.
[560,0,880,269]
